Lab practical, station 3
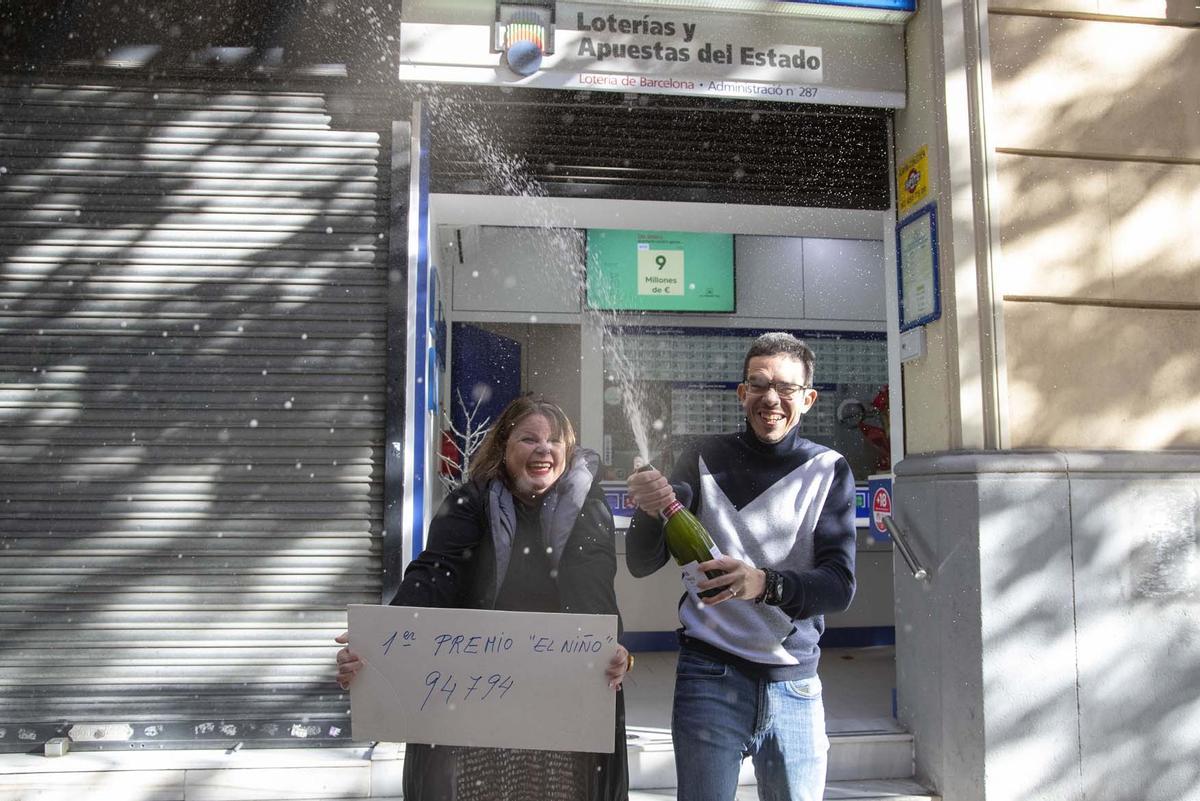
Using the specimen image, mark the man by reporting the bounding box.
[625,332,856,801]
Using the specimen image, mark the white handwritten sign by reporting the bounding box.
[347,605,618,753]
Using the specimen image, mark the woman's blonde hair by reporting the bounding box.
[470,396,577,490]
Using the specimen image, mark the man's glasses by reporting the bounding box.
[742,377,812,399]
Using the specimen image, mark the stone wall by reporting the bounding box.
[988,1,1200,448]
[894,451,1200,801]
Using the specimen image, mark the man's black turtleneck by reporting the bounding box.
[626,422,857,680]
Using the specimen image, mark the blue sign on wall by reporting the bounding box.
[601,481,638,531]
[780,0,916,12]
[855,486,870,528]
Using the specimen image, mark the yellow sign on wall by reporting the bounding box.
[896,145,929,213]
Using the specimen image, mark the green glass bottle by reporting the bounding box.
[661,500,725,599]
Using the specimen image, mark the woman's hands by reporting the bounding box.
[334,631,363,690]
[606,644,632,691]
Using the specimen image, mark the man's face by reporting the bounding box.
[737,354,819,444]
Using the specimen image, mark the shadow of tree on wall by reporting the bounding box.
[898,5,1200,799]
[981,5,1200,798]
[988,9,1200,449]
[974,470,1200,801]
[0,81,389,750]
[897,462,1200,801]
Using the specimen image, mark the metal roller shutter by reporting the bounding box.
[422,86,891,208]
[0,82,387,751]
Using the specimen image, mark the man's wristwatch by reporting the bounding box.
[755,568,785,606]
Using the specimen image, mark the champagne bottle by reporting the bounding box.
[661,499,725,599]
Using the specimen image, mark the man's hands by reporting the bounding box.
[627,469,769,606]
[625,466,675,516]
[695,558,767,606]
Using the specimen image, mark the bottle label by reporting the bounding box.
[679,544,723,598]
[680,562,707,596]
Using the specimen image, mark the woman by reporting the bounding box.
[336,396,630,801]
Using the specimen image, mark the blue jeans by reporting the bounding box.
[672,648,829,801]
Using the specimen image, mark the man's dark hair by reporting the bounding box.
[742,332,815,385]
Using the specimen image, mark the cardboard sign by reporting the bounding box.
[347,605,618,753]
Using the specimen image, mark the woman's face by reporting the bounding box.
[503,413,567,501]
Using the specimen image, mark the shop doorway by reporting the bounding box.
[418,192,909,785]
[390,0,921,781]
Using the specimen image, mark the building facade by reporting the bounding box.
[1,0,1196,799]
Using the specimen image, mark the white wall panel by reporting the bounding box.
[734,236,806,319]
[803,238,886,321]
[449,226,582,314]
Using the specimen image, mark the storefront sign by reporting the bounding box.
[399,1,906,109]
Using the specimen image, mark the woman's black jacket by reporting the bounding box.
[392,473,629,801]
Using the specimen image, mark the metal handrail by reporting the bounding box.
[881,515,929,582]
